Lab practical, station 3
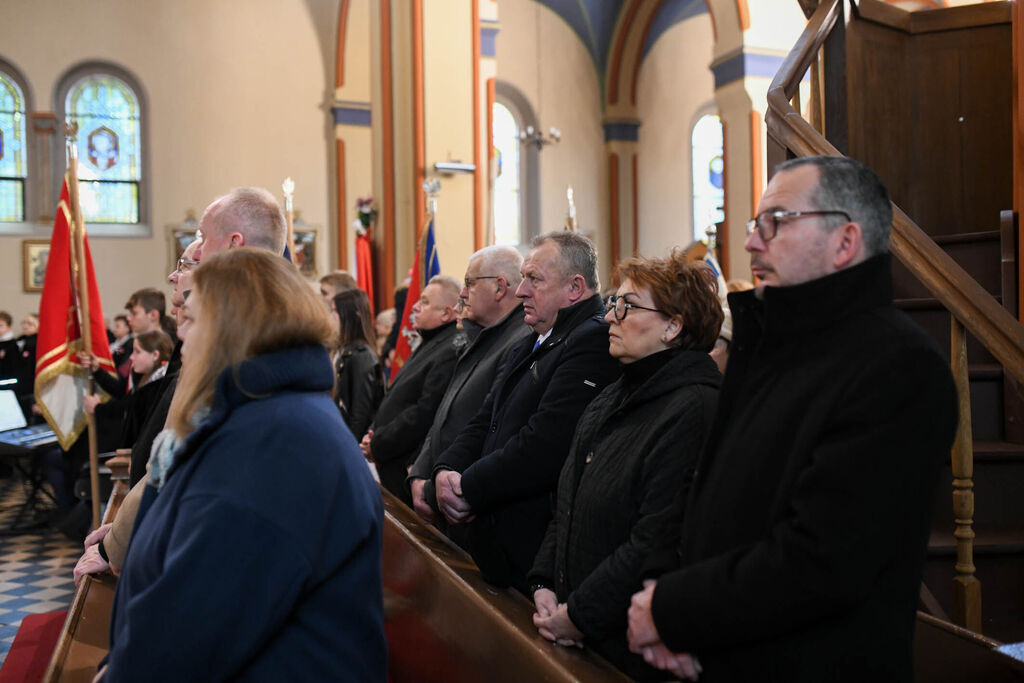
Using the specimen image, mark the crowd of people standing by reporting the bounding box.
[0,154,955,682]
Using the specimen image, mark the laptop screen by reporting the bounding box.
[0,390,28,432]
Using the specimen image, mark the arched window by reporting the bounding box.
[58,65,145,225]
[493,81,539,246]
[0,66,28,223]
[492,102,521,245]
[691,113,724,243]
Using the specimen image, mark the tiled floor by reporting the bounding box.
[0,476,80,666]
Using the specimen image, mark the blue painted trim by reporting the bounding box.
[481,27,499,58]
[604,122,639,142]
[712,51,803,88]
[333,105,371,127]
[711,52,745,89]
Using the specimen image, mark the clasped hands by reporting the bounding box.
[434,470,474,524]
[532,588,584,648]
[628,580,702,680]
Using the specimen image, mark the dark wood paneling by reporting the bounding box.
[846,14,1012,238]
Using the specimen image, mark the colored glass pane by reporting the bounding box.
[78,180,138,223]
[692,114,724,242]
[492,102,520,246]
[66,73,141,223]
[0,72,27,221]
[0,179,24,222]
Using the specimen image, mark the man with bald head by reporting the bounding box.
[195,187,287,259]
[406,245,531,529]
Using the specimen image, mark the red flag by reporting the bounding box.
[356,227,375,316]
[34,174,114,451]
[389,217,441,383]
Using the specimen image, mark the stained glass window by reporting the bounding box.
[492,102,520,245]
[66,74,141,223]
[692,114,724,243]
[0,71,27,222]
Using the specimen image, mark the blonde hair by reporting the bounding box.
[168,248,335,437]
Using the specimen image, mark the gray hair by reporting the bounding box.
[428,274,462,306]
[210,187,287,255]
[471,245,524,290]
[776,156,892,257]
[531,231,599,291]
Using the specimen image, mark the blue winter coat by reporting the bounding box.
[104,345,386,682]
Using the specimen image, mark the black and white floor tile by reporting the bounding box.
[0,477,80,666]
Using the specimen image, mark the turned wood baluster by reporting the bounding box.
[950,316,982,632]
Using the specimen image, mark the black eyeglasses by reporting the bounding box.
[745,209,852,242]
[464,275,500,289]
[605,295,664,321]
[176,257,200,274]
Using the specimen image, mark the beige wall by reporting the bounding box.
[635,15,716,258]
[0,0,338,324]
[495,0,608,265]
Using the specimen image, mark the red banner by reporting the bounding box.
[34,174,114,450]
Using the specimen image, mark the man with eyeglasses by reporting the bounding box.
[406,245,531,533]
[627,155,957,681]
[433,231,620,595]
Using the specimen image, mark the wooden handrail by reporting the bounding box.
[765,0,1024,387]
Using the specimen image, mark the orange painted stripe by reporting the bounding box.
[736,0,750,31]
[335,0,350,89]
[632,153,639,257]
[704,0,717,42]
[381,0,396,307]
[608,0,641,106]
[337,139,347,268]
[631,0,664,106]
[472,0,483,251]
[609,153,620,267]
[413,0,426,241]
[486,78,495,161]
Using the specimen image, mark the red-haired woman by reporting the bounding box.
[529,251,724,680]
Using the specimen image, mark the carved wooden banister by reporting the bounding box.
[950,318,982,632]
[766,0,1024,634]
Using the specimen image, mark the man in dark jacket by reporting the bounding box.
[434,231,620,594]
[627,156,958,682]
[407,245,531,529]
[363,275,461,504]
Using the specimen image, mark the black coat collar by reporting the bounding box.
[728,253,893,346]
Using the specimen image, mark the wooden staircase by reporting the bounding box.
[766,0,1024,669]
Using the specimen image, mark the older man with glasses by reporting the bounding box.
[406,245,531,532]
[627,155,958,682]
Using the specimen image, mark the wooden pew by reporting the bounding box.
[41,452,129,683]
[380,489,628,682]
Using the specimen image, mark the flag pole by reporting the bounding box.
[65,123,101,530]
[282,177,296,263]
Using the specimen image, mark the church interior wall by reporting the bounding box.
[495,0,609,272]
[0,0,337,324]
[635,15,716,259]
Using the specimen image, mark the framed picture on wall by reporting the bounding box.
[167,210,200,273]
[293,229,317,278]
[23,240,50,292]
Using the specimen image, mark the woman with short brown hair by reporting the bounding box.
[529,250,723,680]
